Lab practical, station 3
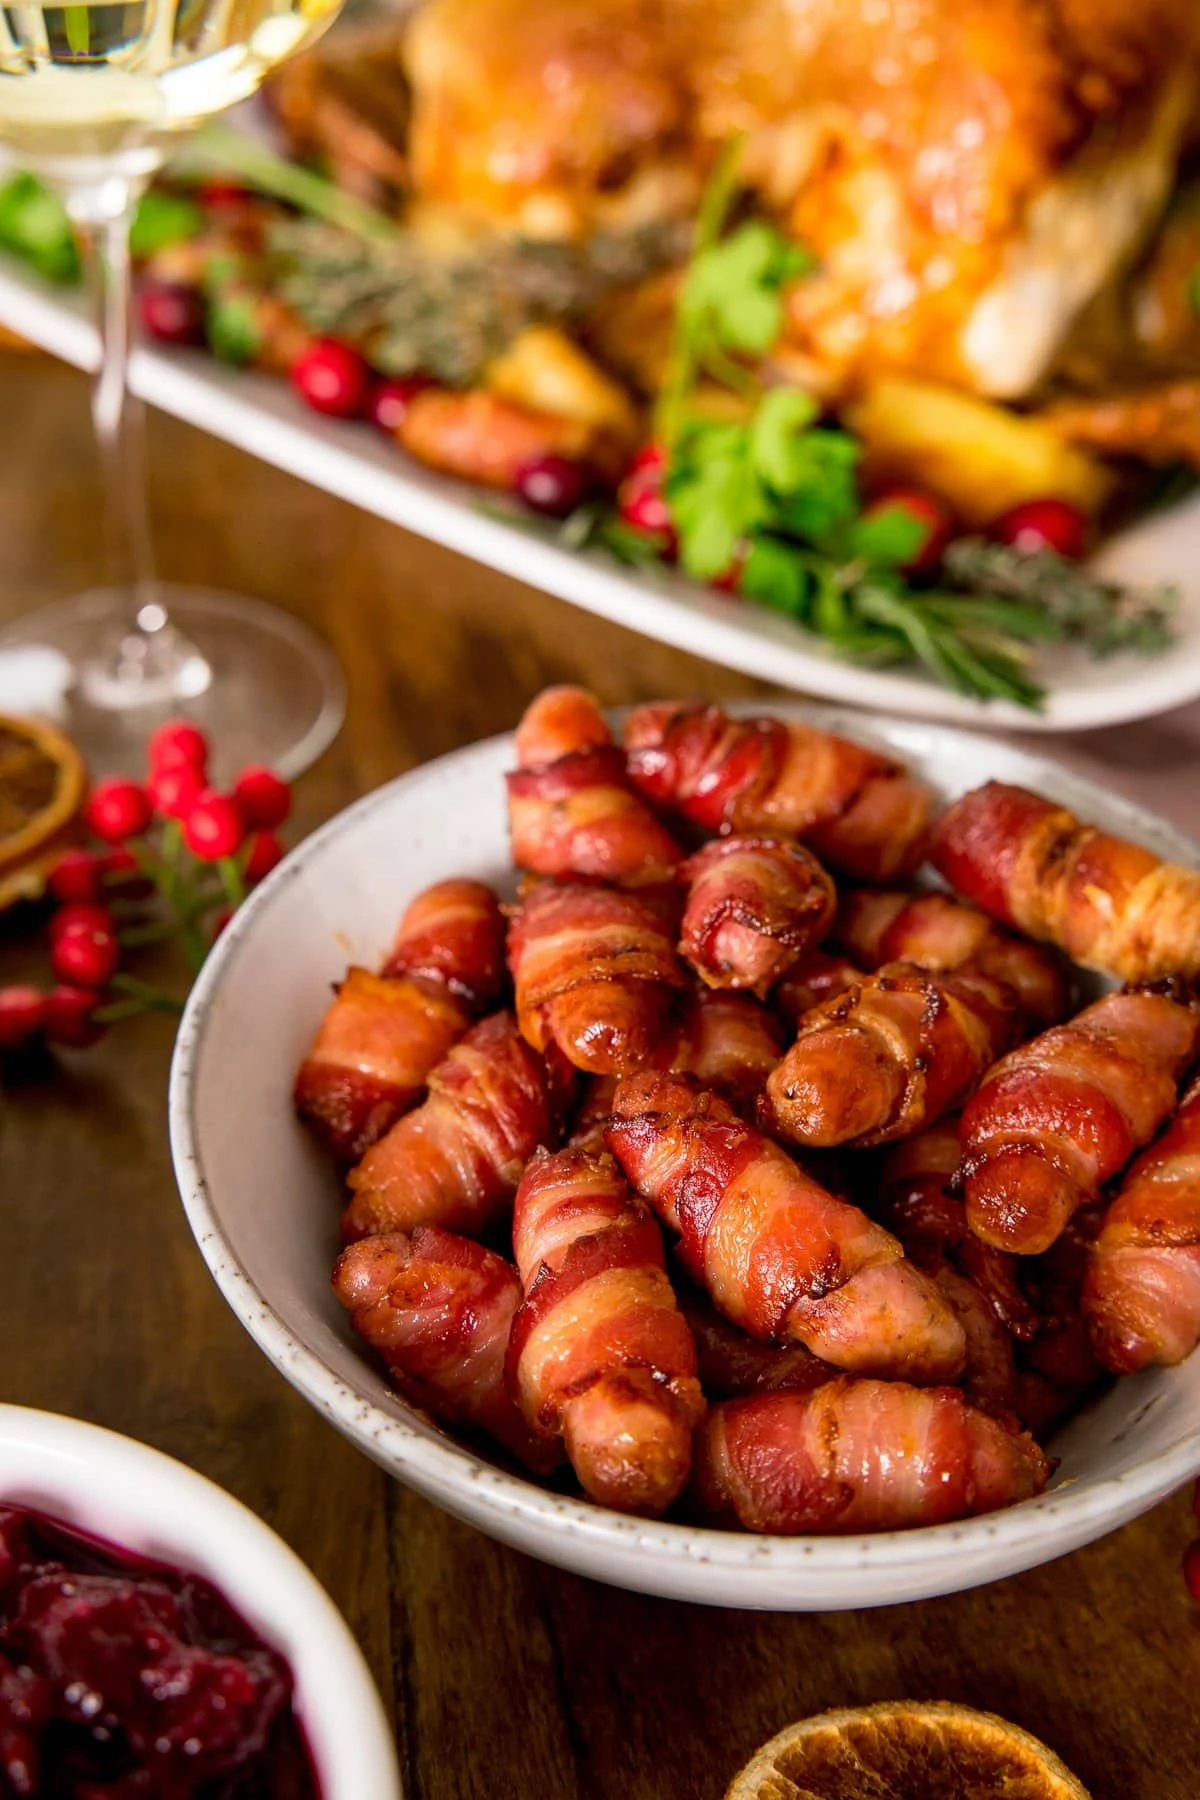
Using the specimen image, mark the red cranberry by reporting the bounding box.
[49,901,115,943]
[617,445,677,556]
[43,986,106,1049]
[138,279,206,347]
[992,498,1089,561]
[514,454,593,519]
[51,920,120,989]
[0,988,46,1051]
[198,179,249,210]
[244,831,285,885]
[83,778,152,845]
[367,374,433,434]
[864,486,955,575]
[148,763,206,822]
[290,340,369,419]
[148,719,209,776]
[232,766,291,831]
[47,849,104,905]
[184,793,246,861]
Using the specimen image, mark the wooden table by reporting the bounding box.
[2,352,1198,1800]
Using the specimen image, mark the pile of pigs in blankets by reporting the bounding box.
[294,689,1200,1534]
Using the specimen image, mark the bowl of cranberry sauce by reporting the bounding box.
[0,1407,400,1800]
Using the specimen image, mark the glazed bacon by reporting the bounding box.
[508,1149,703,1515]
[607,1071,965,1381]
[678,1285,833,1401]
[380,877,507,1004]
[930,781,1200,982]
[1014,1209,1106,1436]
[691,1381,1049,1534]
[678,836,836,999]
[332,1227,558,1471]
[1084,1076,1200,1373]
[772,949,864,1029]
[507,686,682,887]
[295,877,506,1163]
[958,981,1200,1256]
[342,1010,570,1242]
[762,963,1020,1150]
[567,988,784,1152]
[507,879,686,1074]
[834,888,1067,1028]
[622,700,933,881]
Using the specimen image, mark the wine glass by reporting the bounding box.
[0,0,348,777]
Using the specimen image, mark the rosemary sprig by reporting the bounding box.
[943,538,1177,657]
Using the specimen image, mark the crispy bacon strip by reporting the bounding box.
[1014,1209,1106,1437]
[930,781,1200,983]
[507,686,682,887]
[622,701,932,881]
[507,880,686,1074]
[1084,1076,1200,1373]
[296,878,506,1163]
[343,1011,570,1242]
[762,963,1020,1150]
[691,1381,1049,1534]
[772,950,864,1029]
[380,877,507,1004]
[834,888,1067,1027]
[508,1149,703,1514]
[568,988,784,1153]
[332,1227,558,1471]
[959,981,1200,1256]
[677,1284,834,1402]
[678,836,836,999]
[607,1071,965,1381]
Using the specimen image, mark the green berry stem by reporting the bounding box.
[105,973,186,1015]
[218,855,247,912]
[125,839,209,975]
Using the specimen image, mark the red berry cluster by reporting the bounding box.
[0,723,293,1059]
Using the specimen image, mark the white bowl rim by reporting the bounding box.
[169,706,1200,1589]
[0,1403,400,1799]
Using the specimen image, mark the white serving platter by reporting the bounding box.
[5,252,1200,735]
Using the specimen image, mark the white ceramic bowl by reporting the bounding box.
[0,1405,401,1798]
[169,704,1200,1611]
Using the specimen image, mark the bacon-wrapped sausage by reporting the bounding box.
[834,889,1067,1028]
[1084,1076,1200,1373]
[343,1011,570,1243]
[332,1228,559,1471]
[295,878,507,1164]
[506,686,682,888]
[772,950,865,1029]
[958,981,1200,1255]
[379,877,507,1002]
[1014,1209,1106,1437]
[607,1071,965,1382]
[678,837,836,999]
[508,1149,703,1515]
[568,988,784,1153]
[507,880,687,1074]
[930,781,1200,983]
[295,970,471,1166]
[691,1381,1049,1534]
[762,963,1020,1150]
[677,1285,834,1401]
[622,701,933,882]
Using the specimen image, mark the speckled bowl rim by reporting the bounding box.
[169,704,1200,1603]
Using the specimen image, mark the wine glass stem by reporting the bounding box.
[60,177,213,706]
[70,179,155,601]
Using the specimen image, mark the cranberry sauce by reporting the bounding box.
[0,1504,321,1797]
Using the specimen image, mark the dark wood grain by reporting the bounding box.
[2,353,1199,1800]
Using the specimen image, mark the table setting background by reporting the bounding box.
[1,348,1197,1799]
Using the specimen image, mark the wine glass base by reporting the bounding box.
[0,586,345,781]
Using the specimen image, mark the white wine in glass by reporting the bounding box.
[0,0,348,777]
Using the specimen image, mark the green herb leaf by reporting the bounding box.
[206,290,262,366]
[739,535,809,615]
[768,429,860,543]
[845,502,927,569]
[130,190,204,259]
[748,387,820,489]
[0,173,78,283]
[681,220,813,367]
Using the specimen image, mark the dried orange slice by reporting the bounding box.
[726,1701,1090,1799]
[0,714,87,910]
